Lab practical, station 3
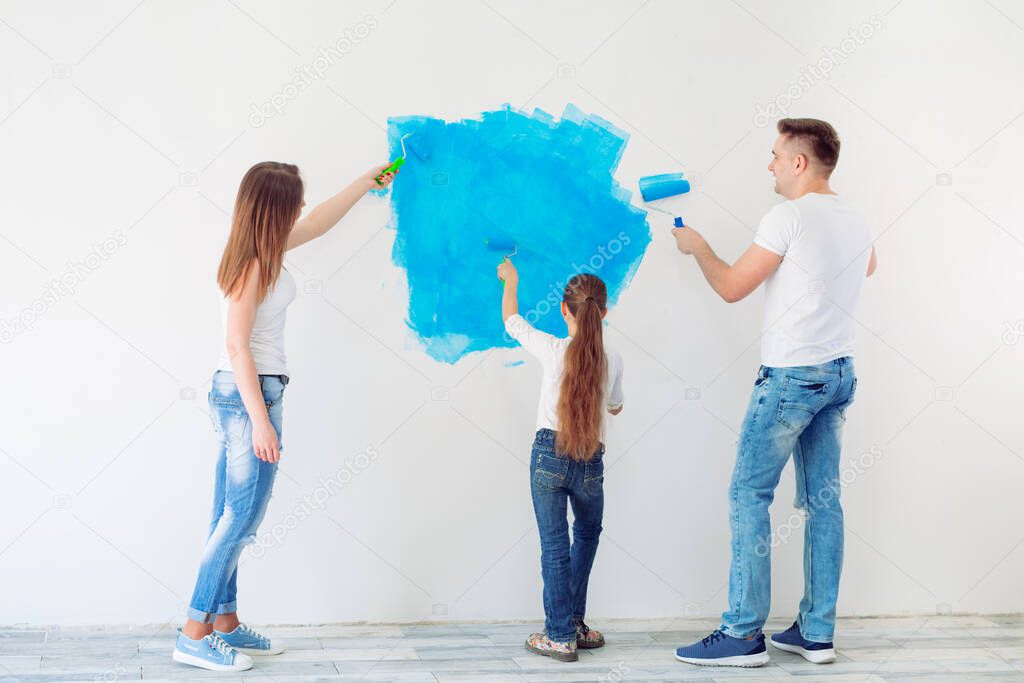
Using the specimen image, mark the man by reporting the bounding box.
[673,118,877,667]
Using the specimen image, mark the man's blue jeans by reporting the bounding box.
[187,371,286,623]
[721,358,857,643]
[530,428,604,643]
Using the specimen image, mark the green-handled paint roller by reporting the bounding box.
[486,237,518,282]
[375,133,430,185]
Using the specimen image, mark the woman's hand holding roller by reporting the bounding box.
[365,163,397,190]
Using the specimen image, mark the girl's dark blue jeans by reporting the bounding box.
[530,428,605,642]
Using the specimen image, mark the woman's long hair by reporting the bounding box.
[555,274,608,461]
[217,162,303,300]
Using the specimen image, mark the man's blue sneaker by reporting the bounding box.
[770,621,836,663]
[214,622,285,656]
[675,629,770,667]
[172,631,253,672]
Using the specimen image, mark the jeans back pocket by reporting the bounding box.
[532,453,569,490]
[777,375,832,430]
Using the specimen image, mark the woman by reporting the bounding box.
[172,161,395,672]
[497,259,624,663]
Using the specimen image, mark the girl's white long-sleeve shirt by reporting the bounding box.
[504,313,624,433]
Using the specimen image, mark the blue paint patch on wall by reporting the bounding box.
[504,360,526,368]
[385,104,651,363]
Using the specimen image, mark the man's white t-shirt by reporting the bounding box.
[504,314,624,432]
[753,193,873,368]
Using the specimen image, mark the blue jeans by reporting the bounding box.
[721,358,856,643]
[530,428,604,642]
[187,371,287,623]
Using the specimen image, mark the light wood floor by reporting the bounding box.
[0,615,1020,682]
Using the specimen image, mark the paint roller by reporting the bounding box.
[485,237,518,259]
[486,236,518,282]
[638,172,690,228]
[375,133,431,185]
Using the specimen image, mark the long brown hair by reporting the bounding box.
[555,273,608,461]
[217,162,303,299]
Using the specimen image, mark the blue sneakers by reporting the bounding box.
[675,629,770,667]
[172,631,253,672]
[215,623,285,656]
[770,621,836,663]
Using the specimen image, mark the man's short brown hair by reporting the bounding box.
[777,118,840,176]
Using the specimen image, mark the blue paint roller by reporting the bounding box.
[487,236,518,283]
[638,172,689,227]
[639,172,690,201]
[485,236,517,259]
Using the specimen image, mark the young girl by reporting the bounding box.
[497,259,624,663]
[173,161,395,672]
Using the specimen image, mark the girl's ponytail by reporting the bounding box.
[556,274,608,461]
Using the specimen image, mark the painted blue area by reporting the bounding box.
[504,360,526,368]
[386,104,651,363]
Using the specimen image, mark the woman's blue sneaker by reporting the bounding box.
[215,623,285,656]
[675,629,770,667]
[769,621,836,663]
[172,631,253,672]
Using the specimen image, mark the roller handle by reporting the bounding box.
[375,156,405,185]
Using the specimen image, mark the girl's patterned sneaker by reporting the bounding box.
[574,619,605,649]
[525,632,579,662]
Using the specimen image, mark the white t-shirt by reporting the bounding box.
[217,268,297,376]
[754,193,873,367]
[504,313,624,433]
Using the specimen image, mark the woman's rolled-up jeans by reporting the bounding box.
[186,370,286,624]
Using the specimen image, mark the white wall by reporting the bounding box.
[1,0,1022,625]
